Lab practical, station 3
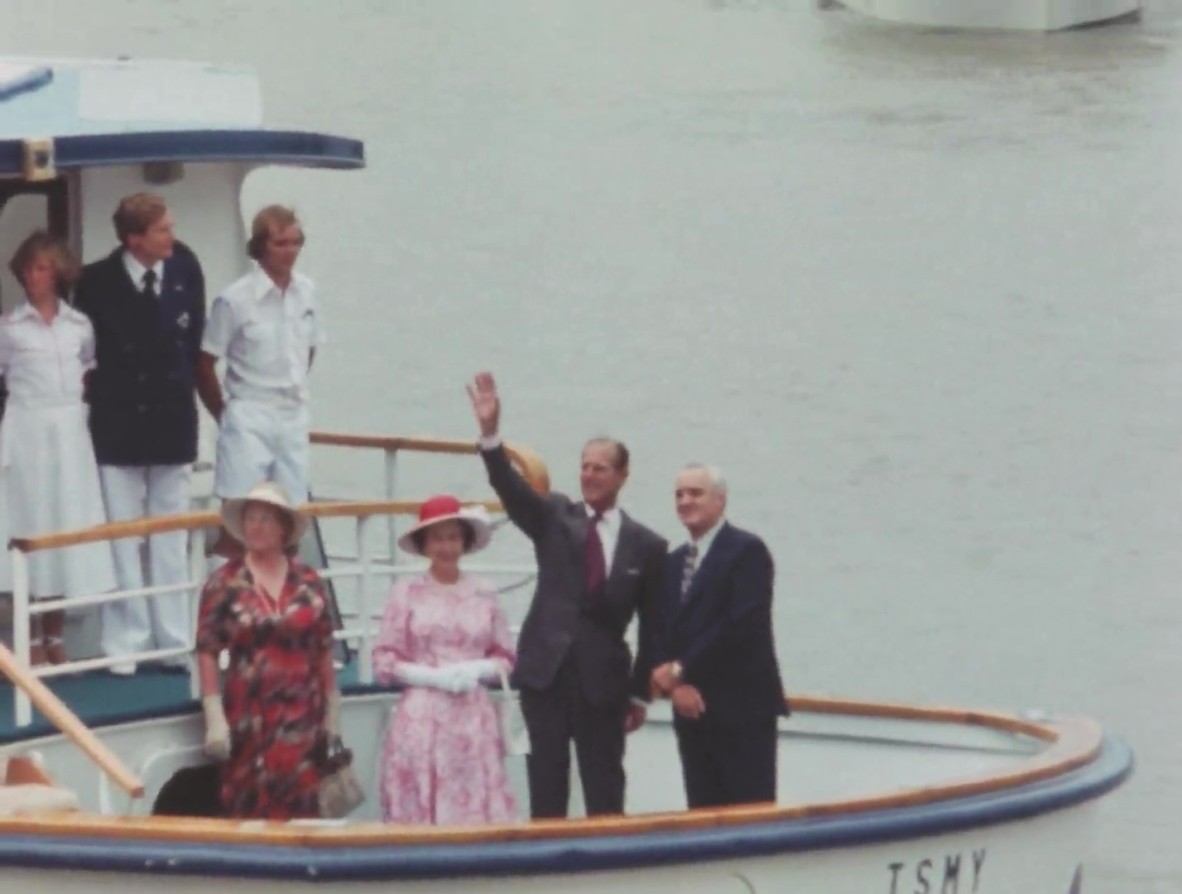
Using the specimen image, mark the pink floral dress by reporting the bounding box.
[372,572,517,825]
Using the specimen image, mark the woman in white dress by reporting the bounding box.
[1,232,116,665]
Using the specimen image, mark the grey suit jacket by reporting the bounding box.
[481,444,666,706]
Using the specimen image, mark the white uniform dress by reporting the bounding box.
[202,266,325,502]
[0,300,116,598]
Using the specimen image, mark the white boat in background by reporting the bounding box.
[820,0,1142,31]
[0,54,1133,894]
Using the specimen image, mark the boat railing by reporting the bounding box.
[307,431,550,561]
[0,640,144,798]
[5,432,550,728]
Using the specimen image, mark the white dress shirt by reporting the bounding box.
[585,504,622,577]
[686,517,726,574]
[122,252,165,296]
[202,266,326,404]
[0,300,95,407]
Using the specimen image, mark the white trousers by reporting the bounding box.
[214,398,311,502]
[98,463,193,659]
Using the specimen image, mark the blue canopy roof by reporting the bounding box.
[0,129,365,175]
[0,57,364,173]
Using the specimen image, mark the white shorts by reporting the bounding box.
[214,398,311,502]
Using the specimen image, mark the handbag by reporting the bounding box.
[318,735,366,819]
[496,668,531,757]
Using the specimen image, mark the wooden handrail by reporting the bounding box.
[309,431,551,494]
[9,499,508,554]
[0,643,144,798]
[8,432,552,553]
[787,694,1058,741]
[0,699,1103,846]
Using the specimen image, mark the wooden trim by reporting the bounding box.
[310,433,477,453]
[0,698,1099,846]
[787,694,1058,741]
[0,644,144,798]
[10,431,549,553]
[308,431,551,494]
[303,499,503,521]
[10,511,219,553]
[9,500,506,554]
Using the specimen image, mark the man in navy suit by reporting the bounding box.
[75,192,206,675]
[650,464,787,809]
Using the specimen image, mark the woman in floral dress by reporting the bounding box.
[372,494,517,825]
[196,480,342,819]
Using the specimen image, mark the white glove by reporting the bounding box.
[397,662,463,692]
[435,663,484,694]
[453,659,502,684]
[397,662,491,694]
[202,695,231,761]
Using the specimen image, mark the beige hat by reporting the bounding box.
[221,481,308,549]
[397,494,493,556]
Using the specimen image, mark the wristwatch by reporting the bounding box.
[670,661,684,683]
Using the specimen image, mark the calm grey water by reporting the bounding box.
[6,0,1182,889]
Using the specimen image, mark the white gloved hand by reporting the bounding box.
[396,663,453,690]
[435,662,484,694]
[454,659,501,684]
[202,695,231,761]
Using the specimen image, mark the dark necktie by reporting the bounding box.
[680,543,699,602]
[141,269,157,296]
[585,511,606,593]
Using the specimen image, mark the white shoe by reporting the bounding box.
[108,661,137,676]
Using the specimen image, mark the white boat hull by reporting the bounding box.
[0,693,1130,892]
[828,0,1141,31]
[0,809,1093,893]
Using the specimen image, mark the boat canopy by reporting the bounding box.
[0,57,364,176]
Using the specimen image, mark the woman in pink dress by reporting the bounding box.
[372,494,517,825]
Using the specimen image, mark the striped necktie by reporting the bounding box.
[680,543,699,602]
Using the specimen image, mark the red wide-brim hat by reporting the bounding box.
[397,494,493,556]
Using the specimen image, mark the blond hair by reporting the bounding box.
[8,231,80,297]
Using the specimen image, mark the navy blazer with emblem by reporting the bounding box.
[74,242,205,465]
[654,522,788,726]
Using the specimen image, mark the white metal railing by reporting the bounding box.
[6,506,536,727]
[5,433,549,728]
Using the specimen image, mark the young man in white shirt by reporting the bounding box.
[197,205,325,516]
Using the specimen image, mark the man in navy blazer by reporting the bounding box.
[74,193,206,675]
[651,463,787,808]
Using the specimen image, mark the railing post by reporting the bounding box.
[357,515,373,684]
[10,547,32,728]
[187,526,207,701]
[384,448,398,561]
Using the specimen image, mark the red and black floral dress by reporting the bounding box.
[196,557,334,819]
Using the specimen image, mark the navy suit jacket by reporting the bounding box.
[655,522,788,726]
[481,444,666,707]
[74,242,205,465]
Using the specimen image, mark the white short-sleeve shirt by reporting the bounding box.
[202,266,326,404]
[0,300,95,407]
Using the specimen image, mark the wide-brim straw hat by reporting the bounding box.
[221,481,308,549]
[397,494,493,556]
